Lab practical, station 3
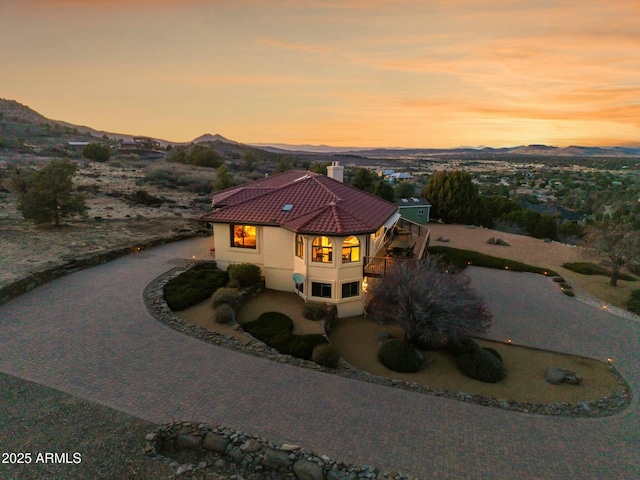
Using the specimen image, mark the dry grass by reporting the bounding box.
[329,316,620,404]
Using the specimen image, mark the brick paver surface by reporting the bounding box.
[1,238,639,478]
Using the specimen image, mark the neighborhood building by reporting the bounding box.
[199,163,412,317]
[398,197,431,225]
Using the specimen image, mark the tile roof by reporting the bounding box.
[199,170,398,235]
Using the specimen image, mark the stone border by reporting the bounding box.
[146,421,410,480]
[0,229,204,305]
[144,262,633,418]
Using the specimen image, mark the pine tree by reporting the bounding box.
[421,170,480,224]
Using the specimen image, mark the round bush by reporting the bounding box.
[482,347,503,363]
[214,303,235,324]
[228,263,262,288]
[212,287,241,309]
[378,339,422,373]
[226,278,241,289]
[552,277,565,283]
[446,336,481,357]
[311,343,341,368]
[457,349,507,383]
[303,302,326,321]
[563,289,575,297]
[559,282,572,290]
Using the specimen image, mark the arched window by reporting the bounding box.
[342,236,360,263]
[295,234,304,259]
[312,236,332,263]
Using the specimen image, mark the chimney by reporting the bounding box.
[327,160,344,183]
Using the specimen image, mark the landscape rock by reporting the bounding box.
[176,433,201,450]
[261,448,292,470]
[240,438,261,453]
[545,367,566,385]
[495,238,510,246]
[203,432,229,453]
[293,458,325,480]
[563,370,583,385]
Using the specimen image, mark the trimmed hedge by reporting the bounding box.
[562,262,637,282]
[311,343,341,368]
[482,347,503,363]
[242,312,328,360]
[378,339,422,373]
[446,337,480,357]
[429,246,558,276]
[457,349,507,383]
[628,290,640,315]
[163,263,228,311]
[303,302,327,321]
[228,263,262,288]
[212,287,242,309]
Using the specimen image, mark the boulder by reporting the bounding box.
[495,238,510,246]
[176,433,201,450]
[293,458,325,480]
[203,432,229,453]
[262,448,292,470]
[240,438,261,453]
[486,237,496,245]
[563,369,583,385]
[545,367,566,385]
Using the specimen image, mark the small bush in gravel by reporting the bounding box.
[446,336,481,357]
[312,343,341,368]
[482,347,503,363]
[228,263,262,288]
[212,288,242,309]
[552,277,565,283]
[378,339,422,373]
[563,289,575,297]
[628,290,640,315]
[457,349,507,383]
[242,312,328,360]
[559,282,572,290]
[214,304,235,324]
[303,302,326,321]
[163,263,228,311]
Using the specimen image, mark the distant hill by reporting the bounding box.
[191,133,238,145]
[0,99,50,125]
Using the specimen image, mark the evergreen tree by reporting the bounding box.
[374,180,395,202]
[213,165,235,191]
[421,170,480,224]
[394,181,414,199]
[82,143,110,162]
[14,158,87,226]
[352,168,376,193]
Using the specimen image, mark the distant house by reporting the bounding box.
[390,172,413,183]
[198,164,401,317]
[520,201,587,225]
[398,198,431,225]
[67,141,90,148]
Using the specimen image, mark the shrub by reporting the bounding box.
[82,143,110,162]
[428,246,557,276]
[562,289,575,297]
[457,349,507,383]
[212,287,242,309]
[228,263,262,289]
[214,304,235,324]
[226,278,241,289]
[163,263,228,311]
[312,343,341,368]
[482,347,503,363]
[242,312,328,360]
[378,339,422,373]
[628,290,640,315]
[446,336,481,357]
[559,282,572,290]
[303,302,326,321]
[552,277,565,283]
[562,262,637,282]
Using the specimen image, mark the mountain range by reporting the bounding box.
[1,98,639,158]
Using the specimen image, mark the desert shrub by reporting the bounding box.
[228,263,262,288]
[82,143,110,162]
[311,343,341,368]
[214,304,235,324]
[552,277,565,283]
[303,302,326,321]
[226,278,241,289]
[242,312,327,360]
[562,262,637,281]
[428,246,557,276]
[212,287,242,309]
[457,349,507,383]
[163,263,228,311]
[482,347,503,363]
[378,339,422,373]
[144,162,216,193]
[563,289,575,297]
[628,290,640,315]
[446,336,481,357]
[559,282,572,290]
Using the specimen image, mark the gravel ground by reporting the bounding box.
[0,373,283,480]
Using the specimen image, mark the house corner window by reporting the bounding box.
[295,234,304,259]
[341,236,360,263]
[341,281,360,298]
[312,236,332,263]
[311,282,332,298]
[231,224,257,249]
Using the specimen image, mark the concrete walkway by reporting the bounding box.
[1,238,639,478]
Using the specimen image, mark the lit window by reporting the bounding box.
[341,281,359,298]
[312,236,332,263]
[231,225,257,249]
[341,236,360,263]
[312,282,332,298]
[295,234,304,259]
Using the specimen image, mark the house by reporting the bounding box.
[398,197,431,225]
[198,162,401,317]
[390,172,413,183]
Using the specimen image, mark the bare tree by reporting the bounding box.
[368,256,492,348]
[583,225,640,286]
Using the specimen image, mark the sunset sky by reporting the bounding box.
[1,0,639,148]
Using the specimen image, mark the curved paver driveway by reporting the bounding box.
[1,238,639,479]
